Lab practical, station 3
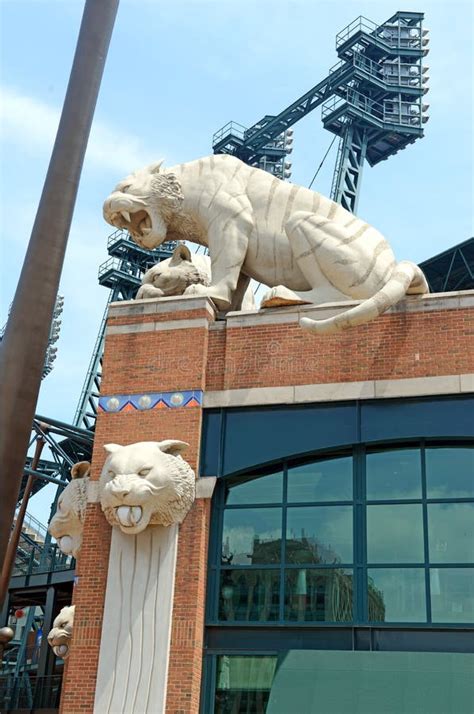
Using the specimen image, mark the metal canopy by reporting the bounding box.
[419,238,474,293]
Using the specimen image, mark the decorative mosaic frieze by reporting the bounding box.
[98,390,202,413]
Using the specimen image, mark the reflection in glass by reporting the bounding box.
[215,655,277,714]
[286,506,352,564]
[426,447,474,498]
[226,471,283,505]
[430,568,474,623]
[287,456,352,502]
[366,449,421,500]
[222,508,281,565]
[367,504,424,563]
[218,570,280,622]
[368,568,426,622]
[284,568,353,622]
[428,503,474,563]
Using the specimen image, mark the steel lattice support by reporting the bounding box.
[330,124,368,213]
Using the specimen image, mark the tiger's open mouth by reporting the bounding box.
[103,189,154,241]
[108,209,152,240]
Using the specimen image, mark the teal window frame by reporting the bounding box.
[206,441,474,627]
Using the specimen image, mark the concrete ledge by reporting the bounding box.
[106,317,210,335]
[195,477,217,499]
[108,294,217,318]
[203,373,474,408]
[226,290,474,328]
[107,290,474,328]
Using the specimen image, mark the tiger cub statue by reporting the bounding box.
[136,243,256,312]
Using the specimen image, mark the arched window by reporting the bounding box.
[207,444,474,626]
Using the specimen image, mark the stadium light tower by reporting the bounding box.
[212,10,430,213]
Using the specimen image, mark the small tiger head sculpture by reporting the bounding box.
[47,605,75,659]
[48,462,90,558]
[99,441,195,534]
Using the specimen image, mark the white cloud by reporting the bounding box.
[0,84,152,174]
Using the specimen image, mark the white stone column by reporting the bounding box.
[94,524,178,714]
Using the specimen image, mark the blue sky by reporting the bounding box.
[0,0,473,522]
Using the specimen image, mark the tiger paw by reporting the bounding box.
[136,285,165,300]
[261,285,312,308]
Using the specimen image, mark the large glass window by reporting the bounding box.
[426,447,474,498]
[216,455,354,624]
[428,503,474,563]
[284,568,353,622]
[209,444,474,627]
[222,507,282,564]
[366,448,421,499]
[287,456,352,502]
[207,443,474,714]
[286,505,352,564]
[367,568,426,622]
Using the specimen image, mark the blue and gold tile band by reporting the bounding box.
[98,390,203,413]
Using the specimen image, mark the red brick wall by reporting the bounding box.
[206,307,474,391]
[60,505,111,714]
[61,299,214,714]
[61,294,473,713]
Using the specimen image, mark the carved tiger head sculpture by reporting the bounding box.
[48,461,90,558]
[102,161,184,250]
[99,441,195,534]
[47,605,75,659]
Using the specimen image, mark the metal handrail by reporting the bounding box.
[98,257,139,278]
[212,120,247,145]
[329,51,382,80]
[107,228,128,248]
[322,89,424,128]
[336,14,424,51]
[16,511,48,543]
[11,541,73,578]
[335,15,379,47]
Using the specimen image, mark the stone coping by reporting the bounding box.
[108,293,217,318]
[203,373,474,408]
[226,289,474,327]
[107,290,474,327]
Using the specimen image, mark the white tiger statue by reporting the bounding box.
[103,155,428,334]
[99,441,195,534]
[136,243,256,311]
[47,605,75,659]
[48,461,90,558]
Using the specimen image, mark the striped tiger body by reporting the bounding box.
[103,155,428,333]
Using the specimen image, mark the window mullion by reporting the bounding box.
[212,482,226,621]
[421,442,432,623]
[355,445,367,624]
[280,462,288,623]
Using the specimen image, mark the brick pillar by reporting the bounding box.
[60,296,216,714]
